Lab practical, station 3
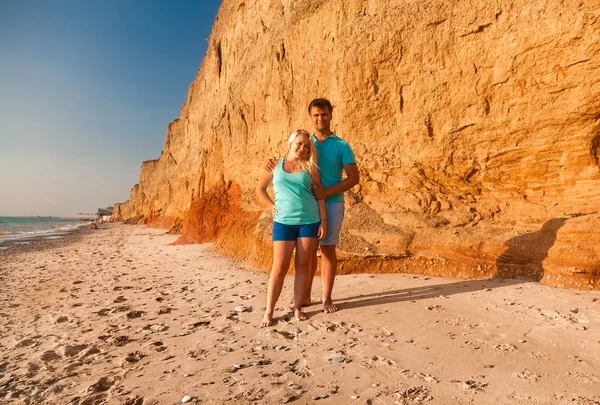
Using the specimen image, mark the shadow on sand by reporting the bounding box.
[311,217,572,313]
[312,278,525,313]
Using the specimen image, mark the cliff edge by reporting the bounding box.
[114,0,600,289]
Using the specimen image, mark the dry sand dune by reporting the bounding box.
[1,224,599,404]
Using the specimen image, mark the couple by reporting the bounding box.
[256,98,359,327]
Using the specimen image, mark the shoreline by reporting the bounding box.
[1,224,599,404]
[0,225,93,255]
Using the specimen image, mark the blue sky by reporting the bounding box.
[0,0,221,216]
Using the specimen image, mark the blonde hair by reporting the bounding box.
[287,129,319,175]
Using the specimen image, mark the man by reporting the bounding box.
[266,98,359,313]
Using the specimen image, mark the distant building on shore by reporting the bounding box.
[96,207,114,222]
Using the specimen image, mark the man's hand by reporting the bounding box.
[313,184,328,200]
[264,158,277,173]
[318,221,327,240]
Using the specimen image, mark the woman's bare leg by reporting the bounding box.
[293,237,318,321]
[260,241,295,327]
[292,246,318,309]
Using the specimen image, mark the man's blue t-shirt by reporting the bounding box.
[311,133,356,204]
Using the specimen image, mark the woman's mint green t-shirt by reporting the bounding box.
[273,159,320,225]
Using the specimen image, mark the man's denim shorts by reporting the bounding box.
[272,221,321,241]
[320,201,345,246]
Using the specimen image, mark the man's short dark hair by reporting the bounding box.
[308,98,333,114]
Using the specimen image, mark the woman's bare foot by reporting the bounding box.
[323,299,338,313]
[294,308,307,321]
[260,312,273,327]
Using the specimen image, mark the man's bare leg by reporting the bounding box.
[320,245,338,313]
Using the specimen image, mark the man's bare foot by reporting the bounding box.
[260,313,273,327]
[323,299,338,313]
[294,308,307,321]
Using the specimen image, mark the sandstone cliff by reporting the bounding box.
[114,0,600,289]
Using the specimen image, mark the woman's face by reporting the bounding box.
[289,133,311,159]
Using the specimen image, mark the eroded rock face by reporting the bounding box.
[114,0,600,289]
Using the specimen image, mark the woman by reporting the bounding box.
[256,129,326,327]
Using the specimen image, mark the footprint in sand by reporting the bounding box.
[493,343,517,352]
[40,350,62,362]
[105,335,130,347]
[81,345,101,357]
[397,386,433,402]
[62,344,89,357]
[90,376,115,391]
[55,315,69,324]
[125,309,145,319]
[142,323,169,333]
[515,369,541,382]
[147,341,167,352]
[124,397,144,405]
[25,361,40,378]
[158,306,173,315]
[459,379,489,391]
[16,338,38,348]
[565,371,600,383]
[124,351,145,363]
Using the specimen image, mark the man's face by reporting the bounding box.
[310,106,332,132]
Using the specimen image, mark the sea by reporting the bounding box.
[0,216,89,250]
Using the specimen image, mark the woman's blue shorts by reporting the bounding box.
[272,221,321,241]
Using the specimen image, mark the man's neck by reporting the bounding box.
[314,129,333,141]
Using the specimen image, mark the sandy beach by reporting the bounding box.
[1,224,599,405]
